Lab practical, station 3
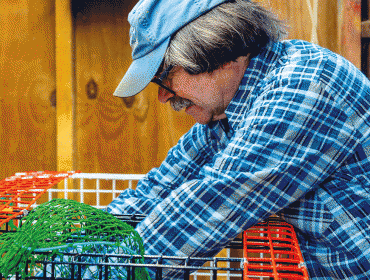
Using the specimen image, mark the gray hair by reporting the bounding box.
[162,0,288,74]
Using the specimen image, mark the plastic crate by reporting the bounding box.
[0,172,309,280]
[243,218,309,279]
[0,171,79,230]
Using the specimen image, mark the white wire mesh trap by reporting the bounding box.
[28,172,244,280]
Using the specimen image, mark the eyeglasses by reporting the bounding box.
[151,65,177,96]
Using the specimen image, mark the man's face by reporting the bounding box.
[158,56,250,124]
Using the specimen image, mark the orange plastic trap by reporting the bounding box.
[0,171,79,228]
[243,217,309,279]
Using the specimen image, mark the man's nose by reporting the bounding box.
[158,87,174,104]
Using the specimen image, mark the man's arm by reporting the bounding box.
[135,79,358,279]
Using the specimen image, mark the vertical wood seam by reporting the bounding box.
[56,0,76,172]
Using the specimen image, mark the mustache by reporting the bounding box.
[169,95,195,111]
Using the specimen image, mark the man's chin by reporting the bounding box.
[185,105,213,125]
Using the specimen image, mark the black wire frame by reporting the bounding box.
[0,214,245,280]
[3,252,244,280]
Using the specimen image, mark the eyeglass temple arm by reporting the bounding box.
[158,65,174,82]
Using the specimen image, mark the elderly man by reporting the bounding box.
[107,0,370,279]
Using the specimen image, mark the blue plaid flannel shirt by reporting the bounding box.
[108,40,370,279]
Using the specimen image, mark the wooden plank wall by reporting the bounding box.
[56,0,76,173]
[0,0,57,180]
[257,0,361,68]
[337,0,361,68]
[0,0,362,185]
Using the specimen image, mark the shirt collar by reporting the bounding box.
[225,41,285,130]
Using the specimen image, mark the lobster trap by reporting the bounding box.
[0,171,309,280]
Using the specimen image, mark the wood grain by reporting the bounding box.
[256,0,339,52]
[0,0,56,180]
[337,0,362,69]
[257,0,361,67]
[56,0,75,173]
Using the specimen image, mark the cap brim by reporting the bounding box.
[113,37,170,97]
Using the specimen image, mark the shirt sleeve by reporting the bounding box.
[106,122,219,215]
[135,78,359,279]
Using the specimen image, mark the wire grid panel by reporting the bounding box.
[243,218,309,280]
[33,173,146,209]
[36,172,242,280]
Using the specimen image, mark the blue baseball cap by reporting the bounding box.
[113,0,229,97]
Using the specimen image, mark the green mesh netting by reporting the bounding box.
[0,199,150,280]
